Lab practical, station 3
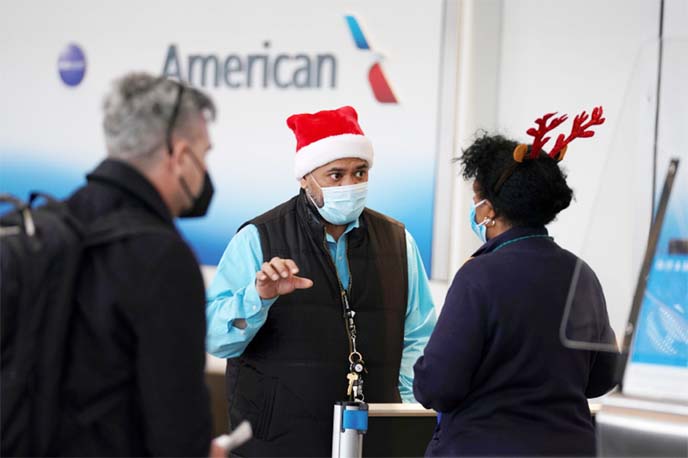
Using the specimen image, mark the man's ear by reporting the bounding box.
[169,137,189,173]
[299,176,308,189]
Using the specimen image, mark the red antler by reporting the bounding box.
[549,106,606,159]
[526,112,569,159]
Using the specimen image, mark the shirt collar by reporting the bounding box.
[471,225,549,257]
[325,218,360,243]
[86,158,174,225]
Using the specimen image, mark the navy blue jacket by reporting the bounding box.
[413,226,618,457]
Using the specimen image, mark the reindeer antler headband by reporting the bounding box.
[494,106,606,194]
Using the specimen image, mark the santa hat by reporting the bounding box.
[287,106,374,179]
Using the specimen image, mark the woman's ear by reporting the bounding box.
[484,200,497,219]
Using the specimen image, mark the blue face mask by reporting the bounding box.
[307,176,368,225]
[469,199,489,243]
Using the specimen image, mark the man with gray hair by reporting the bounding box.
[57,71,220,456]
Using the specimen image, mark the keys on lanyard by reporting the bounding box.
[347,351,366,401]
[342,290,366,401]
[346,372,359,398]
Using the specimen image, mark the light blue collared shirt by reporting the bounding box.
[206,219,437,402]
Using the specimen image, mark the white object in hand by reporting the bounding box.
[213,421,253,452]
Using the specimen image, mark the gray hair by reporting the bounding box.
[102,72,216,161]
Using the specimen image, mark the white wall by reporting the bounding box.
[449,0,504,278]
[658,0,688,193]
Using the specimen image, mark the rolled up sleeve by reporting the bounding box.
[206,225,277,358]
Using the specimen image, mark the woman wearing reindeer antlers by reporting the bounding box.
[413,107,619,457]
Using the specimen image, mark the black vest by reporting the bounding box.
[226,191,408,457]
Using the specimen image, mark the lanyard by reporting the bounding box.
[342,290,360,358]
[322,229,366,402]
[491,234,552,253]
[341,290,366,402]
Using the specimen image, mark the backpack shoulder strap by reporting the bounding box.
[85,207,174,248]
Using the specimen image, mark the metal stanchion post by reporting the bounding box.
[331,401,368,458]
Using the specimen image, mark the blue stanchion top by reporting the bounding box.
[342,409,368,432]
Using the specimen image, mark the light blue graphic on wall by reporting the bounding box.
[630,166,688,368]
[0,151,436,276]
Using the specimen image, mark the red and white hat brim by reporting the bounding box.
[294,133,374,179]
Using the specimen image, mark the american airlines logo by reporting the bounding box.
[344,15,398,104]
[161,15,398,104]
[162,41,337,90]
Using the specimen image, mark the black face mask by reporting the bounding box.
[178,147,215,218]
[165,81,214,218]
[179,170,214,218]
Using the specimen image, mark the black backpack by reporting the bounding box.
[0,192,164,457]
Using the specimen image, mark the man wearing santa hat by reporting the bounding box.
[206,106,436,456]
